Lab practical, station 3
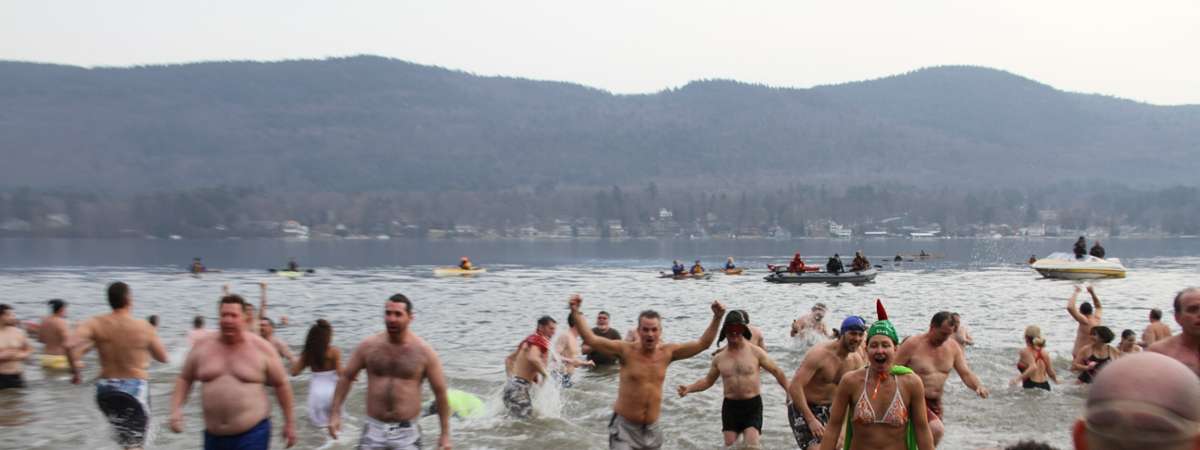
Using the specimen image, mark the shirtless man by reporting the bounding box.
[503,316,556,418]
[1149,288,1200,377]
[677,310,789,449]
[786,316,867,449]
[951,312,974,347]
[67,282,170,450]
[571,295,725,450]
[169,295,296,449]
[259,317,295,366]
[38,299,73,371]
[553,314,595,387]
[188,315,209,347]
[791,303,831,338]
[0,304,33,389]
[895,311,988,446]
[1141,308,1172,347]
[328,294,451,450]
[1067,286,1103,360]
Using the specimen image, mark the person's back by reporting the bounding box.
[39,313,68,356]
[1089,242,1106,259]
[85,313,158,379]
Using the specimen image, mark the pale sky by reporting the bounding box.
[2,1,1198,105]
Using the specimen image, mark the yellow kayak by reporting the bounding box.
[722,268,744,275]
[433,267,487,277]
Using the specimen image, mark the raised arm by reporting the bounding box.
[677,358,720,397]
[261,339,296,447]
[788,353,825,438]
[1087,286,1102,317]
[816,375,854,450]
[424,344,452,450]
[169,344,200,433]
[329,340,367,440]
[1066,286,1087,324]
[953,345,988,398]
[569,295,624,357]
[670,301,726,361]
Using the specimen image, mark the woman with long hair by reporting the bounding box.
[290,319,342,428]
[1011,325,1057,390]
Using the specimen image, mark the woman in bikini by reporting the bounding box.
[819,300,935,450]
[1011,325,1058,391]
[1074,325,1120,384]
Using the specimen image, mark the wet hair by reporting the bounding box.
[303,319,333,371]
[1121,329,1136,340]
[1173,288,1199,313]
[146,315,158,327]
[1079,302,1094,316]
[107,282,130,310]
[0,304,11,317]
[388,293,413,313]
[1150,308,1163,320]
[931,311,956,328]
[537,315,556,327]
[48,299,66,314]
[193,315,204,329]
[597,311,610,319]
[1004,439,1057,450]
[638,310,661,324]
[1091,326,1116,344]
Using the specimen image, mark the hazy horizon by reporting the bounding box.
[2,1,1198,105]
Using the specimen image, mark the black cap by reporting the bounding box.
[718,310,752,342]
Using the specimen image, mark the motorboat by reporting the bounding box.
[1030,252,1126,279]
[764,268,877,284]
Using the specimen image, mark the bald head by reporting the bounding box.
[1074,352,1200,450]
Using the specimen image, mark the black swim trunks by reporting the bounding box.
[721,395,763,433]
[788,402,832,449]
[1022,379,1051,391]
[0,373,24,389]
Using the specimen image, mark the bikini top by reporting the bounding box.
[854,373,908,427]
[1017,348,1048,374]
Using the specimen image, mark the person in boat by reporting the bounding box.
[190,258,206,274]
[690,260,706,275]
[1073,236,1087,259]
[286,258,299,272]
[1027,255,1037,265]
[724,257,737,271]
[919,250,929,257]
[672,260,686,276]
[1089,241,1106,259]
[788,253,807,273]
[851,251,871,272]
[459,257,473,270]
[825,254,844,274]
[894,254,903,262]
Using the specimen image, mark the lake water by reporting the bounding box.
[1,237,1197,449]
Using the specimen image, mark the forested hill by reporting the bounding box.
[1,56,1197,193]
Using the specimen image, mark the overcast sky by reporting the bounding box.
[2,1,1197,105]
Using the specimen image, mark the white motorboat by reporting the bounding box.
[1030,252,1126,279]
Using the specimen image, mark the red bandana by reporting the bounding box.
[521,333,551,353]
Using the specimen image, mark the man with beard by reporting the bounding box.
[571,294,725,450]
[787,316,868,449]
[503,315,556,418]
[677,310,789,449]
[1149,287,1200,376]
[895,311,988,446]
[328,294,452,450]
[584,311,623,366]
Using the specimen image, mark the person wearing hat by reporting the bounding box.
[818,300,935,450]
[786,316,868,449]
[677,310,790,449]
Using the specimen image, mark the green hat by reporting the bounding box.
[866,299,900,344]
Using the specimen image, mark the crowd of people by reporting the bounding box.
[0,278,1198,450]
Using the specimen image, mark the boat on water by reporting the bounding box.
[1030,253,1126,279]
[722,268,745,275]
[659,272,713,280]
[434,267,487,277]
[764,268,877,284]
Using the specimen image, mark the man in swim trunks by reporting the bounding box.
[66,282,169,449]
[329,294,452,450]
[678,310,789,449]
[259,317,295,366]
[571,294,725,450]
[584,311,623,366]
[787,316,867,449]
[169,294,297,449]
[1072,352,1200,450]
[1141,307,1173,347]
[1067,285,1103,361]
[895,311,988,446]
[504,315,556,418]
[38,299,73,370]
[792,303,831,338]
[1149,287,1200,377]
[0,304,33,389]
[553,313,595,387]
